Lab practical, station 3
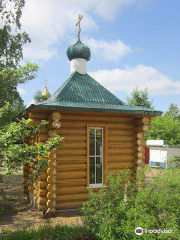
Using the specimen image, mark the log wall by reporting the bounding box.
[23,110,151,214]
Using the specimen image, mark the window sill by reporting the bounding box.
[87,184,103,189]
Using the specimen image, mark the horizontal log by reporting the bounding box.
[38,181,47,189]
[135,117,150,125]
[58,142,86,149]
[108,162,134,170]
[61,114,134,123]
[56,201,83,210]
[57,186,87,195]
[56,193,88,202]
[47,179,86,189]
[48,112,61,122]
[61,121,134,130]
[108,155,134,163]
[38,204,47,212]
[39,173,47,181]
[57,128,86,135]
[47,164,86,174]
[108,149,135,155]
[56,149,86,157]
[29,112,48,119]
[108,129,134,136]
[56,156,86,164]
[61,121,86,128]
[62,135,86,142]
[47,171,86,182]
[108,136,135,142]
[108,142,135,149]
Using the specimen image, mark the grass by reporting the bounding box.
[0,225,94,240]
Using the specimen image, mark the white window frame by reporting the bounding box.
[89,127,103,188]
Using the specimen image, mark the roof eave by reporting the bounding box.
[20,104,162,117]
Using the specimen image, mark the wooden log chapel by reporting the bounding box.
[20,15,162,216]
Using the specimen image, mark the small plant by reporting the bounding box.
[2,228,12,234]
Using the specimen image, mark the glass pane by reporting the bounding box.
[96,129,102,156]
[90,136,95,156]
[90,129,95,137]
[96,157,102,184]
[89,157,95,184]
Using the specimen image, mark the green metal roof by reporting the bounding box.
[24,72,162,116]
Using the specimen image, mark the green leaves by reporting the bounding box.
[146,116,180,146]
[0,119,63,174]
[81,169,180,240]
[0,1,39,124]
[126,87,154,108]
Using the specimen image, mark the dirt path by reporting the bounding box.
[0,173,82,233]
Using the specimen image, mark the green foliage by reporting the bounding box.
[168,155,180,169]
[126,87,153,108]
[34,90,51,103]
[0,118,63,175]
[0,63,38,125]
[0,0,30,68]
[81,169,180,240]
[164,103,180,121]
[0,0,38,123]
[146,116,180,146]
[0,225,91,240]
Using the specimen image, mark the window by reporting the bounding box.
[89,128,103,187]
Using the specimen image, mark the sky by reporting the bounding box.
[16,0,180,112]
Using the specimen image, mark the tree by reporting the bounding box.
[0,0,38,123]
[146,116,180,146]
[164,103,180,121]
[126,87,153,108]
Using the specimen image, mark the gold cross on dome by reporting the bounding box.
[76,14,83,41]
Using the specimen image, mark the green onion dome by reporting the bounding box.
[66,40,91,61]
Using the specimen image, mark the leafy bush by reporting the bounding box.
[81,169,180,240]
[1,225,92,240]
[168,155,180,169]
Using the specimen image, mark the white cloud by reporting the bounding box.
[85,37,132,62]
[21,0,140,62]
[17,87,26,95]
[89,65,180,95]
